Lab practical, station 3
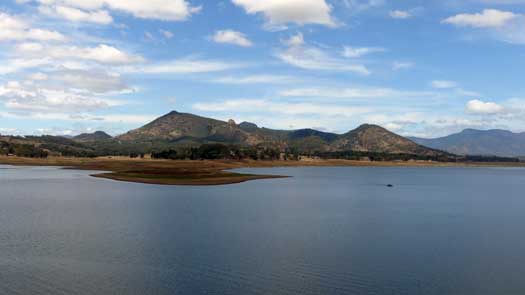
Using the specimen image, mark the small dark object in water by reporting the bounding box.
[387,184,394,187]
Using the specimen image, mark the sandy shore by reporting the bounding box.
[1,156,523,185]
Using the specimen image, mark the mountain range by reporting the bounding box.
[116,111,441,156]
[410,129,525,157]
[3,111,525,159]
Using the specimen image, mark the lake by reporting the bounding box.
[1,165,525,295]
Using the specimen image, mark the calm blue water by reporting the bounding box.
[1,165,525,295]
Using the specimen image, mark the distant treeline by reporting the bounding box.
[312,150,521,163]
[148,144,522,163]
[1,138,522,163]
[151,144,296,161]
[0,141,48,158]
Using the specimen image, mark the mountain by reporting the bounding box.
[118,111,285,145]
[410,129,525,157]
[73,131,112,142]
[117,111,441,156]
[333,124,438,155]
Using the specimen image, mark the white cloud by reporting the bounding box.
[38,5,113,24]
[0,12,65,42]
[160,29,174,39]
[81,44,144,64]
[0,80,124,112]
[51,68,131,93]
[0,58,51,74]
[431,80,458,89]
[32,0,201,21]
[443,9,518,28]
[282,33,305,47]
[342,0,385,12]
[2,111,156,124]
[277,34,370,75]
[342,46,386,58]
[389,10,412,19]
[231,0,336,29]
[212,30,253,47]
[392,61,414,70]
[136,58,244,74]
[280,87,436,99]
[211,75,299,84]
[18,43,144,65]
[466,99,505,114]
[193,98,370,117]
[29,72,49,81]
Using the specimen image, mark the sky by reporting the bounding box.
[1,0,525,138]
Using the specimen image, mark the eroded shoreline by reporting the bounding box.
[1,156,524,185]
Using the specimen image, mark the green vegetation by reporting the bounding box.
[0,141,48,158]
[151,144,281,160]
[312,150,520,163]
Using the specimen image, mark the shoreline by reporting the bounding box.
[1,156,524,185]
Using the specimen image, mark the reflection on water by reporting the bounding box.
[1,165,525,295]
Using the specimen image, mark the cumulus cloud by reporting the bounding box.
[231,0,337,29]
[466,99,505,114]
[30,0,201,22]
[0,12,65,42]
[443,9,518,28]
[212,30,253,47]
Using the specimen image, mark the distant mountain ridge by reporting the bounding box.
[117,111,442,156]
[410,129,525,157]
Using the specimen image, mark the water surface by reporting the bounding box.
[1,165,525,295]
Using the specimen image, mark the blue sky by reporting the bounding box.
[1,0,525,137]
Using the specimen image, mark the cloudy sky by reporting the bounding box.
[1,0,525,137]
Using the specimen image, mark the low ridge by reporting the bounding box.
[410,129,525,157]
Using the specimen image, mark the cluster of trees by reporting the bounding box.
[152,144,282,160]
[0,141,48,158]
[313,150,453,162]
[459,155,520,163]
[312,150,521,163]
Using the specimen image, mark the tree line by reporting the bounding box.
[1,141,48,158]
[151,144,292,160]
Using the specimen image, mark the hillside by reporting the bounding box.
[116,110,442,156]
[74,131,112,142]
[410,129,525,157]
[0,111,455,159]
[0,135,96,157]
